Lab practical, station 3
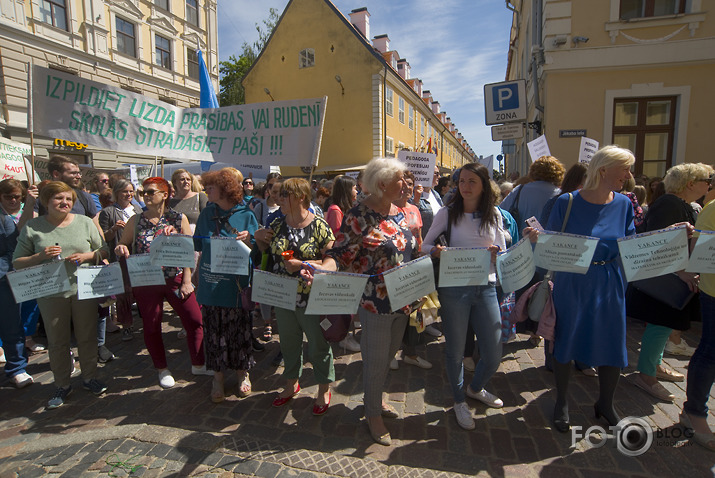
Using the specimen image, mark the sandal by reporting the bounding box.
[211,378,225,403]
[262,325,273,341]
[237,372,251,398]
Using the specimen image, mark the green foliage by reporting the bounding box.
[219,8,279,106]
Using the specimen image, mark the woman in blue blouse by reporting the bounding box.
[194,168,259,403]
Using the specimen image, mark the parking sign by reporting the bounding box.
[484,80,527,125]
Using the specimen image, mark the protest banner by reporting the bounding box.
[149,234,196,268]
[304,270,369,315]
[6,261,71,302]
[125,254,166,287]
[618,226,689,282]
[527,135,550,162]
[534,231,599,274]
[496,237,535,292]
[438,247,491,287]
[251,269,299,311]
[578,137,599,164]
[76,263,125,300]
[397,150,436,187]
[382,255,436,312]
[686,231,715,274]
[0,137,39,181]
[210,237,251,275]
[32,65,327,168]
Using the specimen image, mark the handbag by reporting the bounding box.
[320,315,352,343]
[526,193,573,322]
[631,273,696,310]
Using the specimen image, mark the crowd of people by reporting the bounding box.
[1,149,714,451]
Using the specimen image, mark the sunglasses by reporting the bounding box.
[279,190,290,198]
[697,178,712,185]
[243,181,253,185]
[143,189,165,197]
[99,179,109,184]
[2,194,22,201]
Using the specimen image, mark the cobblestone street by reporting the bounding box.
[1,309,713,477]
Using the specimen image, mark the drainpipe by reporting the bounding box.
[383,64,387,157]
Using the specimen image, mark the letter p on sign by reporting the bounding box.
[494,85,519,111]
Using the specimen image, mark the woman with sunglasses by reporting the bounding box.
[114,177,210,389]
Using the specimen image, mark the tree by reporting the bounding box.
[219,8,279,106]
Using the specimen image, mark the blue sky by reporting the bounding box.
[216,0,513,163]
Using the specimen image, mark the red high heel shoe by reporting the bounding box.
[272,384,300,407]
[312,391,331,416]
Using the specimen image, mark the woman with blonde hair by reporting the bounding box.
[168,169,208,232]
[524,145,637,432]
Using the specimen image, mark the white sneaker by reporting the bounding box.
[158,369,175,389]
[463,357,476,372]
[390,357,399,370]
[664,340,696,357]
[466,386,503,408]
[191,365,214,376]
[403,356,432,369]
[454,401,475,430]
[12,372,34,389]
[424,325,442,337]
[338,335,361,352]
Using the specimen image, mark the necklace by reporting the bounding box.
[287,210,310,228]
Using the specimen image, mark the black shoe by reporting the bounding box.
[252,337,265,352]
[271,351,284,367]
[553,402,570,433]
[594,403,620,427]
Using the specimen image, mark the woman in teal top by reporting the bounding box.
[194,168,259,403]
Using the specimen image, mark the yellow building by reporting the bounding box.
[242,0,475,175]
[0,0,218,169]
[504,0,714,177]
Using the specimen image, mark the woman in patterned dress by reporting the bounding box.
[114,177,209,389]
[194,168,259,403]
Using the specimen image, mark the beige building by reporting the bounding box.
[504,0,714,177]
[242,0,475,176]
[0,0,218,169]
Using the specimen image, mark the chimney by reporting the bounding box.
[372,34,390,53]
[415,79,422,97]
[422,90,432,106]
[349,7,370,39]
[397,59,410,80]
[431,101,440,115]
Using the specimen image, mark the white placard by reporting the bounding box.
[618,226,690,282]
[210,237,251,275]
[382,255,436,312]
[534,231,599,274]
[6,261,71,302]
[686,231,715,274]
[129,164,139,187]
[76,263,125,300]
[397,150,437,188]
[149,234,196,268]
[438,248,491,287]
[251,269,299,311]
[496,237,536,293]
[527,134,551,162]
[304,271,369,315]
[578,137,599,164]
[126,254,166,287]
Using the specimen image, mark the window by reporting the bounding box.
[385,137,394,157]
[398,98,405,124]
[299,48,315,68]
[620,0,686,20]
[385,87,393,116]
[155,0,169,11]
[155,35,172,69]
[40,0,67,30]
[612,96,677,177]
[420,117,425,136]
[186,0,198,27]
[408,105,414,130]
[187,48,199,80]
[116,17,136,57]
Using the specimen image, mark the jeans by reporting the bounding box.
[684,292,715,418]
[97,316,107,347]
[21,300,40,337]
[440,283,503,403]
[0,277,28,378]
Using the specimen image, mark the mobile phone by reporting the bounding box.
[526,216,544,231]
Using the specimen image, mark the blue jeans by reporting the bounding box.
[684,292,715,418]
[440,283,503,403]
[0,277,28,378]
[21,300,40,337]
